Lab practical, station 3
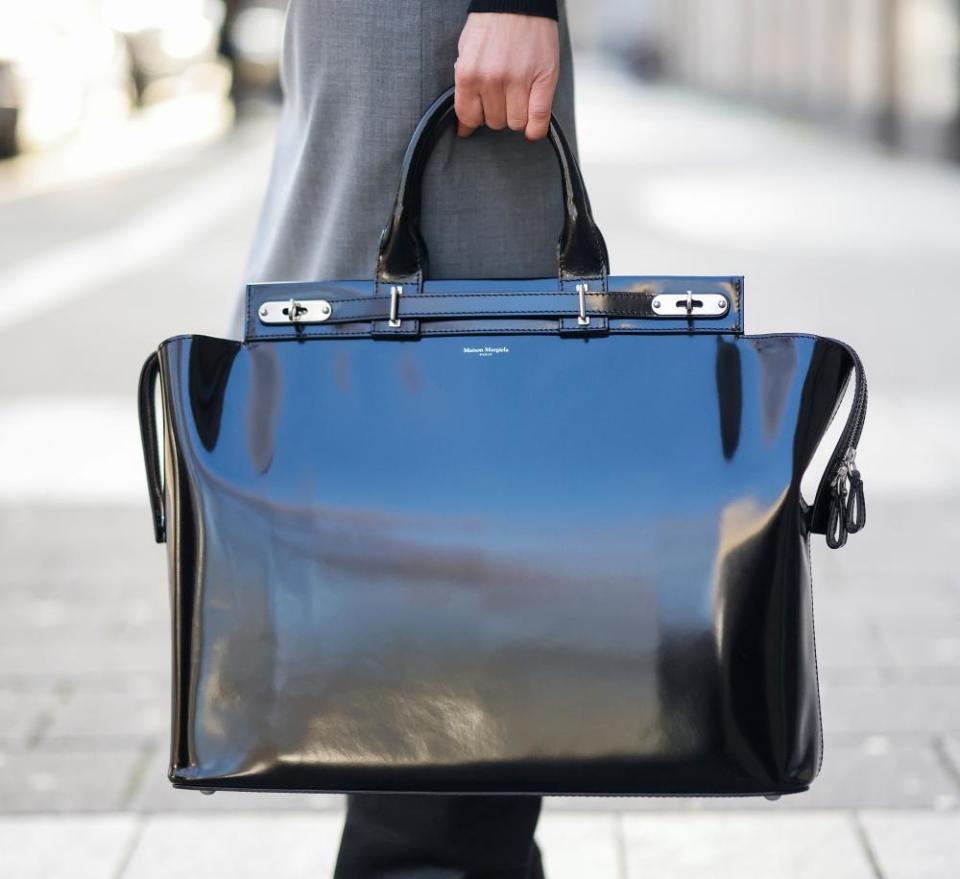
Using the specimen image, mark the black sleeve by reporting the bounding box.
[467,0,558,19]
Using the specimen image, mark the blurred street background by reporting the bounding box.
[2,1,960,877]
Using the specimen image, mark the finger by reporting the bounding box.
[505,81,529,133]
[479,73,508,130]
[525,73,557,141]
[454,66,484,138]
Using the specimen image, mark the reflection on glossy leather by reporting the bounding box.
[756,335,798,442]
[715,335,742,460]
[245,343,282,474]
[153,326,852,795]
[187,337,237,452]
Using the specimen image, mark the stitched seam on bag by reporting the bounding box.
[246,322,737,339]
[333,308,736,318]
[252,325,743,337]
[244,325,739,342]
[246,315,740,337]
[263,291,637,305]
[247,288,741,305]
[250,328,550,339]
[480,326,726,335]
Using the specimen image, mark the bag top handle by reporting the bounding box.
[375,86,609,289]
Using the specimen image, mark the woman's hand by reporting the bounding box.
[454,13,560,142]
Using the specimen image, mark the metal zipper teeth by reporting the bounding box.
[826,340,868,484]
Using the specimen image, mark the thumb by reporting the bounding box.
[525,74,557,141]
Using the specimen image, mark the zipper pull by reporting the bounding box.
[844,449,866,534]
[826,448,865,549]
[827,470,849,549]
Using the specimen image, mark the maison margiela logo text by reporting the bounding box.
[463,346,510,358]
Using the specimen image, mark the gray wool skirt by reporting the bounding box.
[232,0,576,337]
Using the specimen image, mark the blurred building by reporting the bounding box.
[0,0,283,159]
[612,0,960,160]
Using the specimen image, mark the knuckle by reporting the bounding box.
[539,62,559,82]
[519,67,542,86]
[476,67,506,88]
[455,66,479,88]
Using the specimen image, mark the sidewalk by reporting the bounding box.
[1,59,959,878]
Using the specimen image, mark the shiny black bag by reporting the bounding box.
[138,88,867,797]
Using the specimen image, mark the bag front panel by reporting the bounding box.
[159,329,846,794]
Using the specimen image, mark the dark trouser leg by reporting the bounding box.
[333,794,545,879]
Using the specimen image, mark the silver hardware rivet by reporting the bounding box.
[576,282,590,326]
[653,300,660,309]
[259,306,268,317]
[388,285,403,328]
[321,303,331,315]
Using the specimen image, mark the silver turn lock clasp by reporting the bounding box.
[651,291,728,318]
[258,299,333,324]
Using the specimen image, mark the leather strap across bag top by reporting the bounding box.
[138,88,867,798]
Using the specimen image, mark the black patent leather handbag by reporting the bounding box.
[138,87,867,798]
